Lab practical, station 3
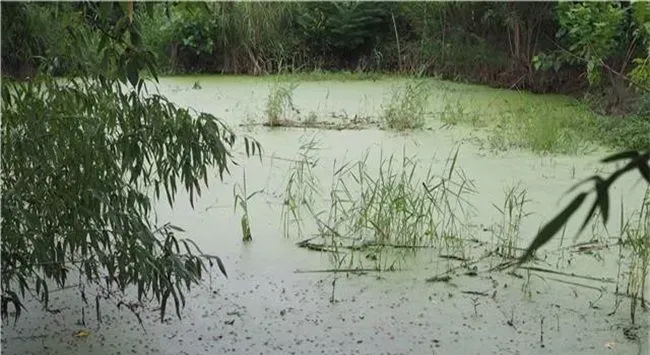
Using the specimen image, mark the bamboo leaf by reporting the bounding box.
[171,287,182,320]
[2,1,262,325]
[168,224,186,233]
[126,59,139,88]
[160,290,170,322]
[596,181,609,224]
[637,155,650,183]
[600,150,639,163]
[215,256,228,279]
[518,192,588,265]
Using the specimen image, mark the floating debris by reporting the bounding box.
[72,329,90,338]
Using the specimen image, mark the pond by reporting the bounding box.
[3,76,648,355]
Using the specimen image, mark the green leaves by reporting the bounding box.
[213,256,228,279]
[1,291,25,325]
[296,2,393,55]
[1,2,262,322]
[126,58,140,87]
[534,2,634,85]
[519,150,650,265]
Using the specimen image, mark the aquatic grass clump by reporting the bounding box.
[381,79,431,130]
[518,108,589,154]
[281,135,322,239]
[491,183,531,261]
[321,149,476,270]
[439,99,483,128]
[265,80,299,126]
[284,144,477,271]
[617,188,650,324]
[488,104,596,155]
[233,169,263,243]
[433,89,649,154]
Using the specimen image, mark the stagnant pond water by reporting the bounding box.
[2,76,649,355]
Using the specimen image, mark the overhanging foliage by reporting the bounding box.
[1,1,261,324]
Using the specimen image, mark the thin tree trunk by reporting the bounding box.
[391,12,402,72]
[514,21,520,60]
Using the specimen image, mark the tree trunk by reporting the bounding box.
[606,69,633,115]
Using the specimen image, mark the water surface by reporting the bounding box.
[3,76,648,355]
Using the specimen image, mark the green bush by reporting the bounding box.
[294,2,394,62]
[1,3,100,78]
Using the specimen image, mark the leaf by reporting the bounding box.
[595,181,610,224]
[215,256,228,279]
[95,295,102,325]
[575,177,609,235]
[126,59,139,88]
[129,26,142,48]
[2,291,25,325]
[118,1,130,20]
[179,238,203,254]
[145,57,159,83]
[241,216,252,242]
[518,192,588,265]
[636,154,650,183]
[601,150,640,163]
[2,4,264,323]
[97,33,109,54]
[168,224,186,233]
[99,2,112,23]
[160,290,170,322]
[117,55,128,85]
[171,288,181,320]
[247,190,262,201]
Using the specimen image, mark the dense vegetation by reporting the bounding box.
[4,2,650,95]
[4,1,650,150]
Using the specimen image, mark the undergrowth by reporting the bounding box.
[487,104,596,154]
[437,93,649,154]
[439,99,483,128]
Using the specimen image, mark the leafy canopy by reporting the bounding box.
[533,1,650,88]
